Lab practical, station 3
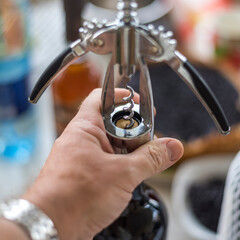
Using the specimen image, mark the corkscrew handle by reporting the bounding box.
[184,61,229,133]
[174,52,230,135]
[29,40,86,103]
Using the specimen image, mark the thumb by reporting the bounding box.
[127,138,184,182]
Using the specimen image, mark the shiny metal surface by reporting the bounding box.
[31,0,230,149]
[117,0,138,24]
[104,105,152,152]
[86,0,229,138]
[122,85,135,129]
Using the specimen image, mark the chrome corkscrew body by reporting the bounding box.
[27,2,230,239]
[29,0,230,153]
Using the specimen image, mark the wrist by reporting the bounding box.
[0,199,59,240]
[0,218,30,240]
[23,181,92,240]
[23,192,93,240]
[23,183,62,239]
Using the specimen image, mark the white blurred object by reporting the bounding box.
[214,7,240,68]
[217,151,240,240]
[172,0,230,62]
[172,154,234,240]
[82,0,172,24]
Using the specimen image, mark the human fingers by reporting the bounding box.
[122,138,184,186]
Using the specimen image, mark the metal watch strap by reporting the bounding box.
[0,199,59,240]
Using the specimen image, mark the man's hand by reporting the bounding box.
[23,89,184,240]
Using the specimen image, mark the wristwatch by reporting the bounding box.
[0,199,59,240]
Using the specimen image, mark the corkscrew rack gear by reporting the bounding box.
[29,0,230,152]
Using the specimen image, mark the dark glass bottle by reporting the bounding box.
[94,184,168,240]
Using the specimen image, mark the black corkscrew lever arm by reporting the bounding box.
[29,40,86,103]
[174,51,230,135]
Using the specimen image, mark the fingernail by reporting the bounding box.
[166,140,183,161]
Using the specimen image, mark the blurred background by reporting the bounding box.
[1,0,240,239]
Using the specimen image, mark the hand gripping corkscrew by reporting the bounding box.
[29,1,230,239]
[29,0,230,153]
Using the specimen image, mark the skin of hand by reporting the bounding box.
[23,88,184,240]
